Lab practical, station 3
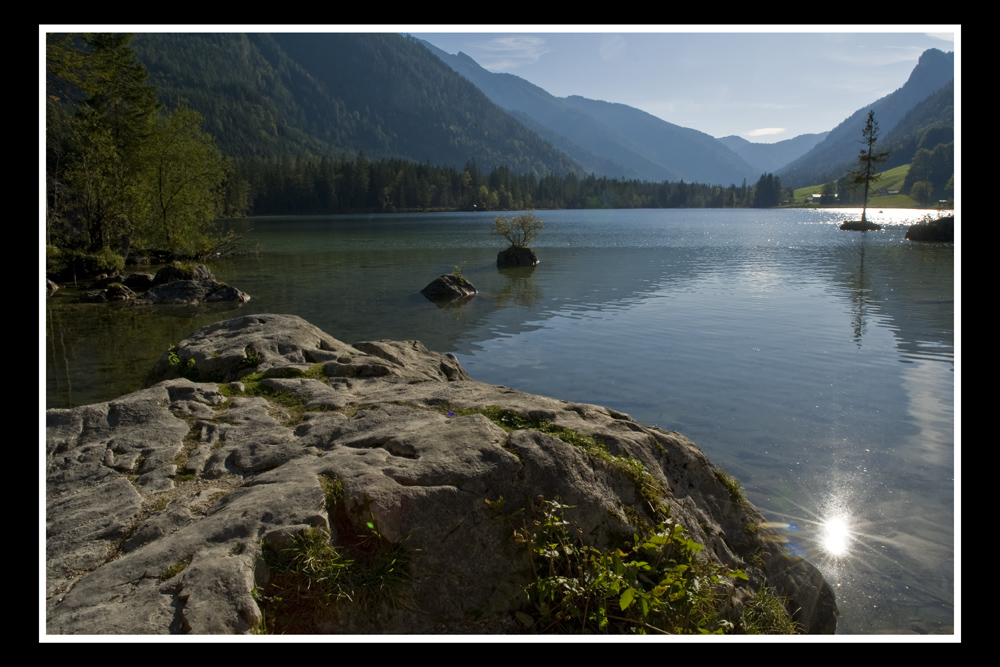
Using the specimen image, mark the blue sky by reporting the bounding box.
[409,27,958,142]
[42,25,958,143]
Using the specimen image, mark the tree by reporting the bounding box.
[910,180,934,206]
[751,172,783,208]
[140,106,231,257]
[492,213,544,249]
[846,110,890,223]
[48,33,160,256]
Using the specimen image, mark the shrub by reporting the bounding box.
[492,213,544,249]
[494,498,756,634]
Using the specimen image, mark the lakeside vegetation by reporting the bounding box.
[46,34,234,278]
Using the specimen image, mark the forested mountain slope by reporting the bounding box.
[131,33,581,177]
[777,48,954,188]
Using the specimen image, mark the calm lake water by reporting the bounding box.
[44,208,956,635]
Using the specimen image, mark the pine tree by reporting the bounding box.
[846,110,890,223]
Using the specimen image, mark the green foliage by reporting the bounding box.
[751,172,784,208]
[256,517,411,633]
[499,498,755,634]
[46,33,234,269]
[159,554,193,582]
[166,345,198,380]
[140,105,232,257]
[739,585,800,634]
[713,469,746,504]
[319,473,344,514]
[215,363,331,425]
[258,528,351,633]
[492,213,544,249]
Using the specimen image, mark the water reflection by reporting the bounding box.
[495,265,543,308]
[822,516,853,556]
[44,209,954,634]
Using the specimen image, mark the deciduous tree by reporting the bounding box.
[141,106,231,256]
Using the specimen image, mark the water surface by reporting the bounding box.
[44,208,956,635]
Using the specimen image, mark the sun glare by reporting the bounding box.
[821,516,852,556]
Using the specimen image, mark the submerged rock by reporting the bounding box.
[46,313,836,635]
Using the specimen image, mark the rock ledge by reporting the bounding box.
[46,314,836,635]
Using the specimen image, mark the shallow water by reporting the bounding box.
[44,207,956,635]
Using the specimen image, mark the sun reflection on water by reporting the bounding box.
[822,516,852,556]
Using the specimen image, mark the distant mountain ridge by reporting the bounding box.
[777,48,954,187]
[421,39,762,185]
[422,40,954,190]
[717,133,829,174]
[129,33,954,192]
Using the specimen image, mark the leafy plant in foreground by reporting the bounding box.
[496,498,753,634]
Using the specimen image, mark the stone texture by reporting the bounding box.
[46,313,836,635]
[497,246,539,268]
[420,273,477,304]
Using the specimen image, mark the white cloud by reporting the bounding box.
[597,35,627,63]
[746,127,786,137]
[476,36,551,71]
[926,32,956,43]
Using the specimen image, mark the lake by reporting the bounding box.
[44,207,956,635]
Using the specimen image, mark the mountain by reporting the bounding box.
[717,133,829,174]
[777,48,954,188]
[130,33,581,177]
[420,39,762,185]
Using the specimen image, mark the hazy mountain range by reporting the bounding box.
[130,33,954,189]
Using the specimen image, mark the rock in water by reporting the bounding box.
[497,246,539,268]
[906,216,954,242]
[46,314,836,635]
[420,273,477,304]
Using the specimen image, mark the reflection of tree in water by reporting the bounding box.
[850,241,869,345]
[494,266,543,308]
[46,290,247,408]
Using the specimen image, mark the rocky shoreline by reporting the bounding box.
[45,314,836,635]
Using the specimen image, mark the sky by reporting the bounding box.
[408,26,959,142]
[40,25,959,143]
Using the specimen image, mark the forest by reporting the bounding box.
[232,154,794,216]
[45,33,232,276]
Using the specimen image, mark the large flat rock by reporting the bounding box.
[46,314,836,635]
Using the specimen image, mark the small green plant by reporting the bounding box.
[451,261,467,278]
[259,529,350,633]
[502,498,751,634]
[739,586,800,634]
[160,554,194,582]
[167,345,198,380]
[319,473,344,514]
[215,364,331,425]
[243,344,261,368]
[714,468,746,504]
[254,479,412,633]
